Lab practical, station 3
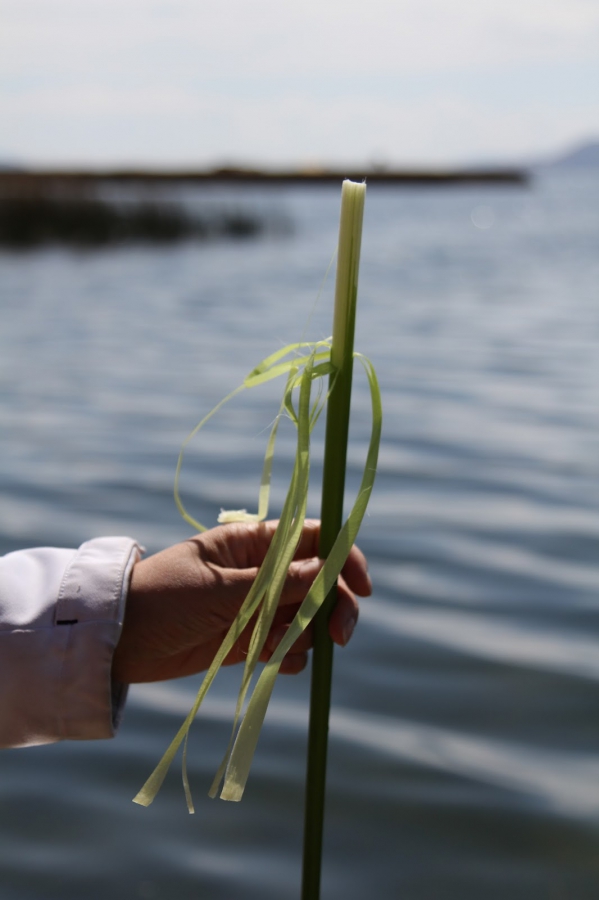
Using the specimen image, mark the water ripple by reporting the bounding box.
[360,600,599,682]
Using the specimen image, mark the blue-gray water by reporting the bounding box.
[1,172,598,899]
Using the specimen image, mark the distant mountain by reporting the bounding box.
[545,140,599,168]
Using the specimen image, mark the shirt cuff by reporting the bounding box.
[56,536,142,741]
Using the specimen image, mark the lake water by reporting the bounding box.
[1,171,598,899]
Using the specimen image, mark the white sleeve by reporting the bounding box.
[0,536,142,748]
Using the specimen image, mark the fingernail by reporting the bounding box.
[341,614,357,646]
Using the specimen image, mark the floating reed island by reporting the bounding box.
[0,164,528,248]
[0,172,273,249]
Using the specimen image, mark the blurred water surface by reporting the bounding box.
[0,171,598,899]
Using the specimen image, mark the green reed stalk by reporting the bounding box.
[302,180,366,899]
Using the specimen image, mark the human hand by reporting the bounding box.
[112,519,371,684]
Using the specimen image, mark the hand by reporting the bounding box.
[112,519,371,684]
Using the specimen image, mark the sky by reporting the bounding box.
[2,0,598,169]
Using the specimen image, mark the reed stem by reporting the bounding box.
[301,180,366,899]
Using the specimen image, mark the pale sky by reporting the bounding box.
[2,0,598,168]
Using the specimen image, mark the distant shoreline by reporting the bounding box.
[0,166,529,189]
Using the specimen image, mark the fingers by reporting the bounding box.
[202,519,371,597]
[265,573,359,656]
[274,538,371,609]
[228,542,363,654]
[278,518,372,597]
[194,519,369,679]
[272,578,359,650]
[228,577,357,661]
